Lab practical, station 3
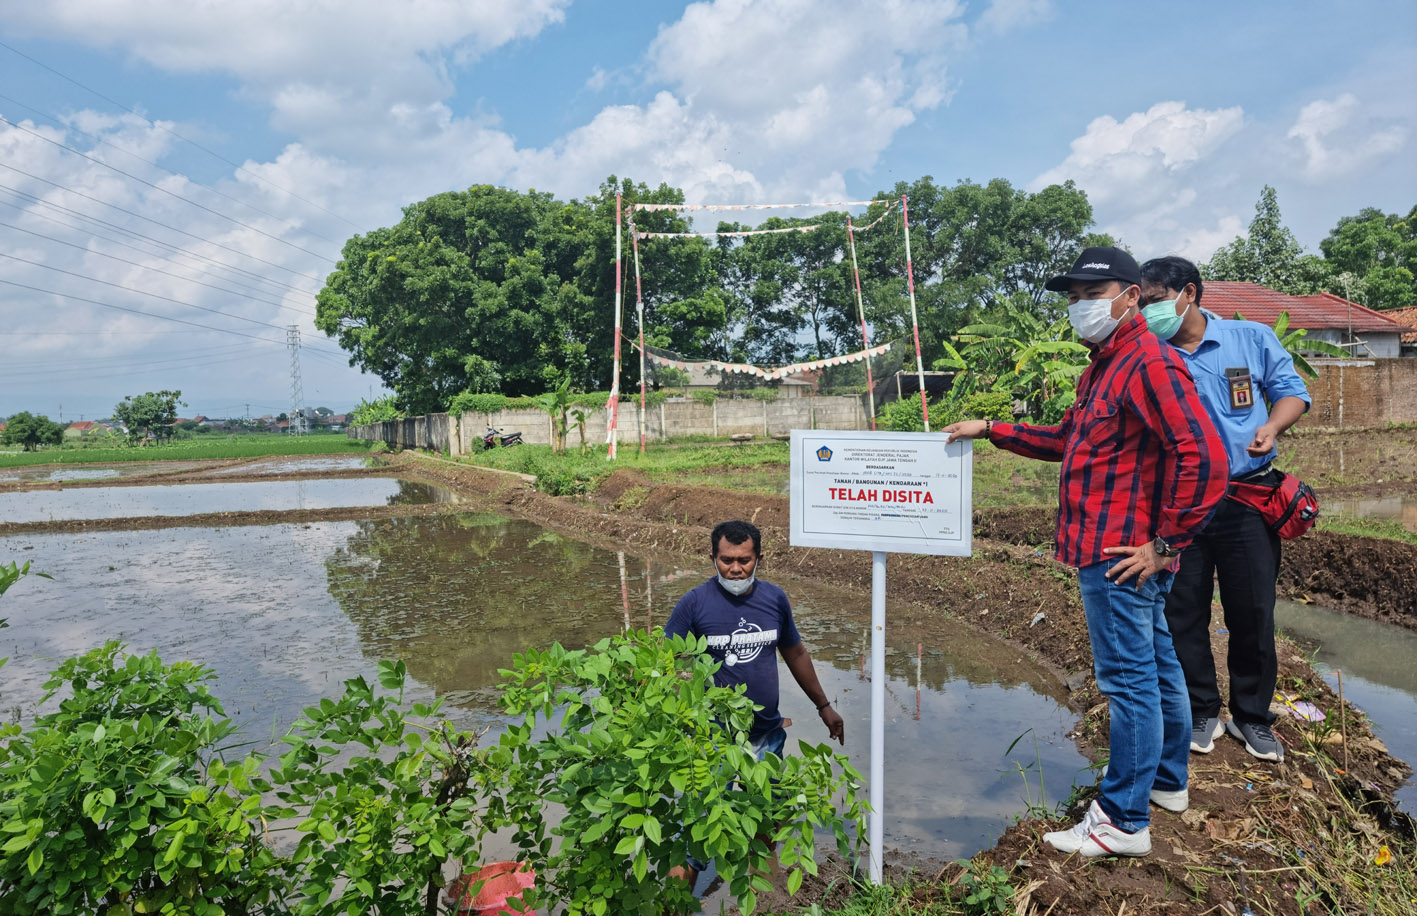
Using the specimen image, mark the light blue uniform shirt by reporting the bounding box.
[1165,310,1310,478]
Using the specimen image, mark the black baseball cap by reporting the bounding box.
[1045,246,1141,292]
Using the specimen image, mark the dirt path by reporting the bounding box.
[0,501,466,536]
[389,453,1416,915]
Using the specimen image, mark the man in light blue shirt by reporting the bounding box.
[1139,256,1310,763]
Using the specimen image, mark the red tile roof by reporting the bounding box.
[1384,306,1417,344]
[66,421,97,433]
[1202,282,1404,335]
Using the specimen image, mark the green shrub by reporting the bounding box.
[878,393,932,431]
[0,647,496,916]
[350,395,402,426]
[748,387,779,402]
[691,390,718,405]
[0,644,286,914]
[494,630,866,915]
[447,391,509,416]
[933,389,1016,427]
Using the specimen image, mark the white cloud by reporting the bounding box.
[976,0,1054,34]
[1032,101,1245,206]
[1,1,572,161]
[1030,101,1252,261]
[526,0,968,203]
[1286,93,1407,181]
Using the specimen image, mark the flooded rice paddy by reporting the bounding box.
[1276,598,1417,810]
[1327,493,1417,532]
[0,477,446,523]
[0,476,1091,862]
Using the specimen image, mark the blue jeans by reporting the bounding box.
[1078,559,1189,833]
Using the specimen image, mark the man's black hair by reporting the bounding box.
[711,520,762,556]
[1140,255,1204,307]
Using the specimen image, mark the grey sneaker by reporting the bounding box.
[1227,719,1283,761]
[1191,716,1225,754]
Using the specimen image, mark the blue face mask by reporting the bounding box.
[1143,289,1192,340]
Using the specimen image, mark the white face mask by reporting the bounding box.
[716,572,755,596]
[1069,288,1134,344]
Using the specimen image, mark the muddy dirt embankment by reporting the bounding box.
[975,503,1417,629]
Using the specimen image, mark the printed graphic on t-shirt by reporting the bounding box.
[704,617,778,667]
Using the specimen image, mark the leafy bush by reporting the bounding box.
[494,630,866,916]
[0,643,286,914]
[748,387,780,402]
[933,389,1016,427]
[267,660,493,916]
[691,390,718,406]
[0,647,493,916]
[447,391,509,416]
[349,395,402,426]
[878,393,934,432]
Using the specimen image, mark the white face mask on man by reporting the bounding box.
[1068,288,1135,344]
[716,573,756,596]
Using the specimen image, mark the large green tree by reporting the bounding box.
[1206,186,1332,294]
[113,390,184,443]
[315,175,1109,411]
[851,177,1109,369]
[1,412,63,451]
[1319,205,1417,310]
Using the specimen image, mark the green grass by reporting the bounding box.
[1317,515,1417,546]
[0,434,375,467]
[457,440,792,495]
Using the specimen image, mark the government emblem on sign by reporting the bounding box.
[816,445,833,461]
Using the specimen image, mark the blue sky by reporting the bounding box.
[1,0,1413,421]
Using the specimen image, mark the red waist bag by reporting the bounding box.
[1226,471,1319,539]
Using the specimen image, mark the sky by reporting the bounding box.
[1,0,1413,421]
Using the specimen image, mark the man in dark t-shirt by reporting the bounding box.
[663,519,844,892]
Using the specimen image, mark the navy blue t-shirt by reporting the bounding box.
[664,577,802,740]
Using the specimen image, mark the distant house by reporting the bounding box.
[1202,282,1408,358]
[63,420,98,440]
[1384,306,1417,356]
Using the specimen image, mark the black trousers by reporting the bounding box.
[1163,494,1281,726]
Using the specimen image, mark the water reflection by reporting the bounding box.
[1326,494,1417,532]
[1276,598,1417,810]
[0,477,443,523]
[3,512,1089,862]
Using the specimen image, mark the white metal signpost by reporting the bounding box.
[788,429,973,884]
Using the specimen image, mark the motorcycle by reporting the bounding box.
[483,426,524,449]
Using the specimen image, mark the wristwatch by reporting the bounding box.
[1152,536,1179,558]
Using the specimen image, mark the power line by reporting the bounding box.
[0,158,326,283]
[0,114,338,262]
[0,218,314,316]
[0,38,364,232]
[0,352,260,382]
[0,184,318,299]
[0,250,308,334]
[0,352,275,385]
[0,276,305,346]
[0,91,346,246]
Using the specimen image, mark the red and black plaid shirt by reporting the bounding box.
[990,316,1229,568]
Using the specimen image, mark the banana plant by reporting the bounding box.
[1234,310,1351,379]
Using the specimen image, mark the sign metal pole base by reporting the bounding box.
[868,549,886,884]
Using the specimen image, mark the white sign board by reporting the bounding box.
[789,429,973,556]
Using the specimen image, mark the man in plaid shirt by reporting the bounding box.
[944,246,1228,858]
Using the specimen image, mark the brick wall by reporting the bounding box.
[1301,358,1417,428]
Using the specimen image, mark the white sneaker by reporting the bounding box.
[1042,800,1106,854]
[1080,821,1152,858]
[1149,786,1188,812]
